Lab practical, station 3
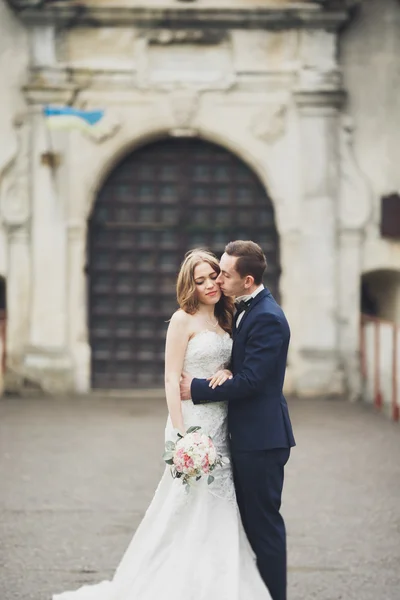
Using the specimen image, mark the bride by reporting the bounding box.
[52,249,272,600]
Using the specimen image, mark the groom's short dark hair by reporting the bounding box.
[225,241,267,285]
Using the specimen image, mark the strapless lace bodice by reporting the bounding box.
[166,330,232,441]
[183,330,233,379]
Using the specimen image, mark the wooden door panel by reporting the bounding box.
[89,138,280,388]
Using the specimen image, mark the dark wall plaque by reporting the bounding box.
[381,193,400,239]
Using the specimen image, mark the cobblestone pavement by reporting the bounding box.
[0,393,399,600]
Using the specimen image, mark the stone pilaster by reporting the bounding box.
[23,109,73,393]
[337,229,364,400]
[294,88,346,396]
[337,117,372,400]
[0,118,31,389]
[67,222,91,393]
[279,229,303,398]
[6,226,31,367]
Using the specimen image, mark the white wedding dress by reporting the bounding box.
[53,330,272,600]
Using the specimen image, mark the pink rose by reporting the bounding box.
[185,456,194,469]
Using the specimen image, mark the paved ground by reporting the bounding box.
[0,393,399,600]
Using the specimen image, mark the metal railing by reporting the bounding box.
[360,314,399,422]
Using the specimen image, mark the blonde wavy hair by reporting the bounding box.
[177,248,234,334]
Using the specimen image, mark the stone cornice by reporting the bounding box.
[6,2,355,31]
[294,88,347,110]
[23,82,79,106]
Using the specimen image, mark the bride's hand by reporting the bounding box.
[207,369,233,389]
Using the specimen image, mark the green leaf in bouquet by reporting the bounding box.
[164,458,174,465]
[196,476,202,481]
[165,440,176,451]
[163,451,174,461]
[207,475,215,485]
[187,425,201,433]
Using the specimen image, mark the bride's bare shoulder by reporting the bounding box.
[168,309,192,327]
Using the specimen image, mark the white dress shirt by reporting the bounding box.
[235,284,265,327]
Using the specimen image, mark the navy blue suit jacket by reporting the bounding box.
[191,288,296,452]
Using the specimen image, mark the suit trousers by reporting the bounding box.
[231,447,291,600]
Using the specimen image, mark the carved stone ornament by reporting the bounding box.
[251,104,288,144]
[6,1,356,31]
[338,115,372,230]
[168,89,200,134]
[81,111,121,144]
[0,118,30,227]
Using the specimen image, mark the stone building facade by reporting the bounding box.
[0,0,399,397]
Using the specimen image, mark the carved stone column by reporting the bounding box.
[0,118,31,389]
[337,117,371,400]
[294,89,346,396]
[23,109,73,393]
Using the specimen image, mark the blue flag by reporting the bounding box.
[43,106,105,132]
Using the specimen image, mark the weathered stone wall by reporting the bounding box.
[0,1,28,175]
[0,0,30,383]
[22,9,350,395]
[0,0,29,277]
[340,0,400,275]
[2,0,381,397]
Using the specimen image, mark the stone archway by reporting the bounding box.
[361,269,400,322]
[87,137,280,389]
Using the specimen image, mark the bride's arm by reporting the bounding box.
[165,310,190,435]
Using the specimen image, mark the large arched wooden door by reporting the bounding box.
[88,138,280,389]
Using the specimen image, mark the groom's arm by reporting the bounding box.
[191,314,284,405]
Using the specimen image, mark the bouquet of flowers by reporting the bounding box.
[163,426,228,492]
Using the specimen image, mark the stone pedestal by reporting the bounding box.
[338,229,363,400]
[67,222,91,393]
[6,227,31,369]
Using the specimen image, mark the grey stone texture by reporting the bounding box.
[0,394,399,599]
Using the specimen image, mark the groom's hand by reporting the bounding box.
[180,372,193,401]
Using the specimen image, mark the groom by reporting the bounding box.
[180,240,295,600]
